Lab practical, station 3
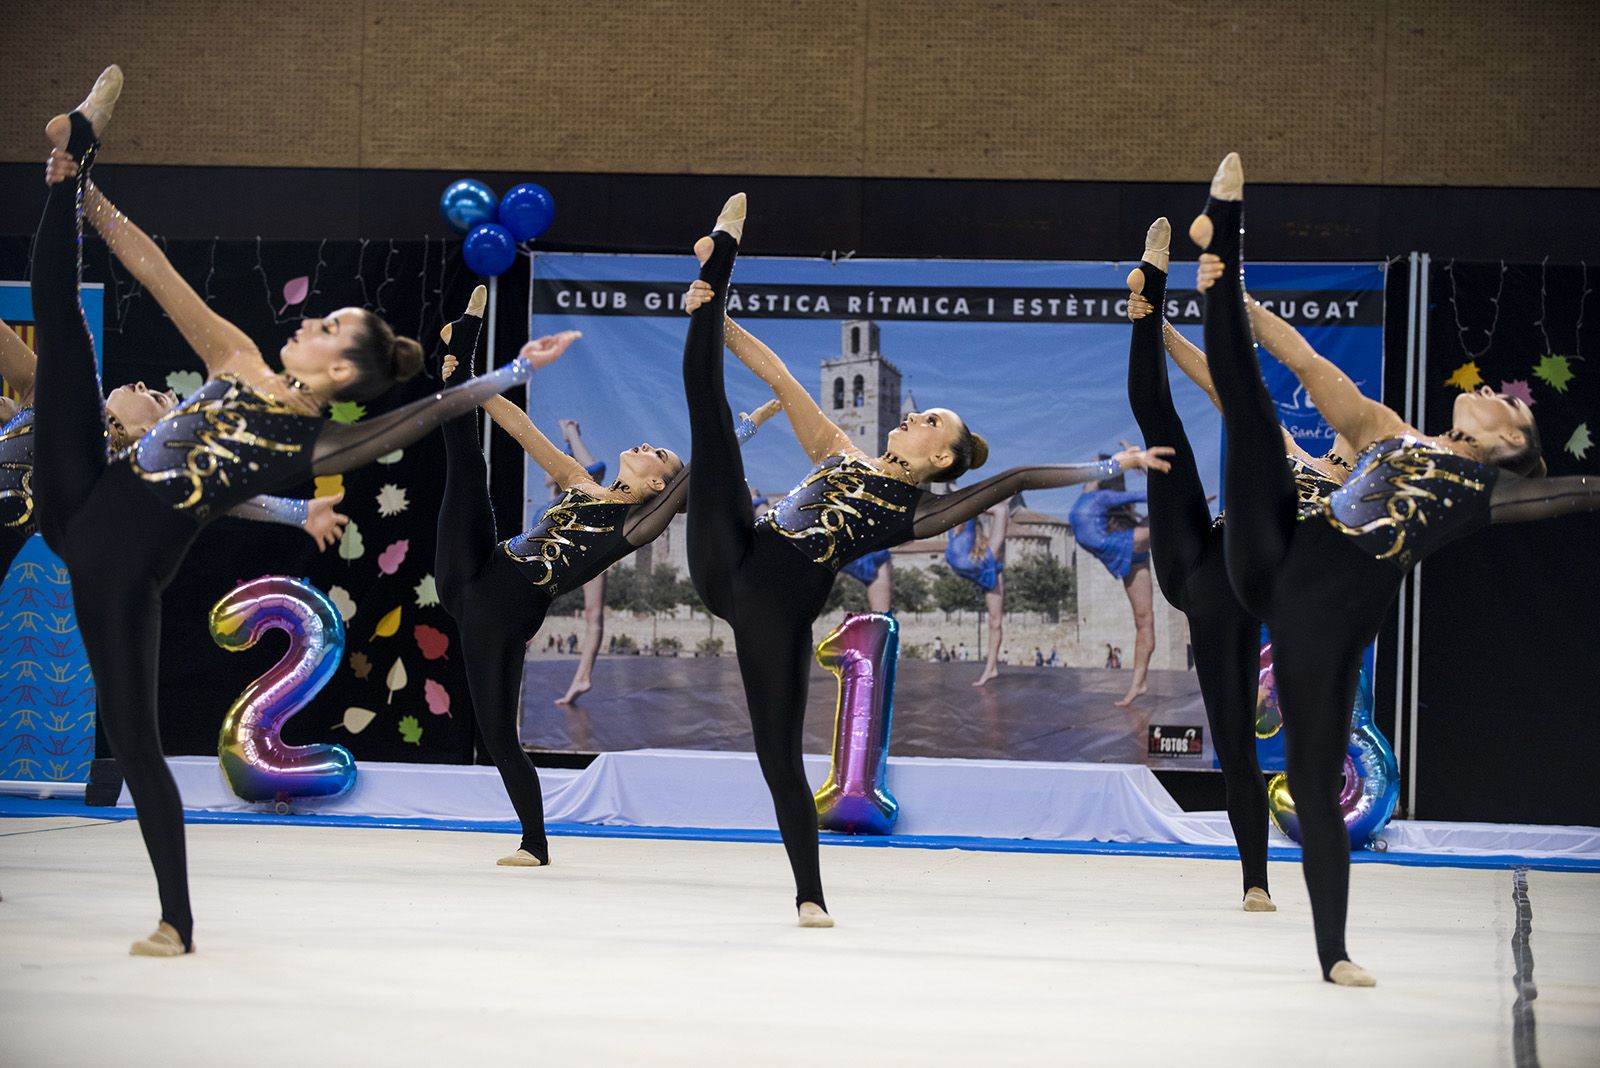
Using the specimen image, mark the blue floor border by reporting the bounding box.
[5,794,1598,873]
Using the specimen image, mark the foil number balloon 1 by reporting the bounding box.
[210,576,356,804]
[1258,643,1398,848]
[813,612,900,835]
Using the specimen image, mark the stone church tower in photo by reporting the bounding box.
[820,319,903,456]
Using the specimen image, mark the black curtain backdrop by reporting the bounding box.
[1414,261,1600,824]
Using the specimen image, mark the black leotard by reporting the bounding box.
[1196,184,1599,979]
[433,311,696,863]
[30,113,534,949]
[683,229,1123,911]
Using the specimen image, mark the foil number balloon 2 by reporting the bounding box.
[813,612,900,835]
[210,576,356,804]
[1257,643,1398,848]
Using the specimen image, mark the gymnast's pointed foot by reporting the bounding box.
[1327,960,1376,987]
[1242,887,1276,912]
[555,676,592,705]
[694,192,747,266]
[1188,151,1243,260]
[496,848,545,867]
[47,63,124,149]
[797,901,834,928]
[129,921,192,957]
[973,664,1000,687]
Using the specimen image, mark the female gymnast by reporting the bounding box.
[941,497,1014,686]
[1190,153,1598,985]
[1069,462,1155,706]
[681,194,1173,926]
[0,318,349,577]
[838,548,893,613]
[436,324,774,867]
[1122,217,1352,912]
[32,68,540,957]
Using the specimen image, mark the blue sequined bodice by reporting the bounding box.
[127,375,322,522]
[1321,436,1497,569]
[503,486,634,596]
[757,454,923,571]
[0,406,36,533]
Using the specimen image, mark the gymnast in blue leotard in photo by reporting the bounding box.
[941,492,1019,685]
[1070,459,1156,706]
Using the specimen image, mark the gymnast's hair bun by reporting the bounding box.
[969,432,989,470]
[391,336,424,383]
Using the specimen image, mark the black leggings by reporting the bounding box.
[1125,261,1269,896]
[1199,193,1399,977]
[435,410,552,862]
[31,117,532,946]
[683,232,834,909]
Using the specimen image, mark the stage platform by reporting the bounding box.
[6,749,1594,869]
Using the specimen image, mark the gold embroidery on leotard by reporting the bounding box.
[129,376,305,511]
[0,411,35,530]
[762,457,912,566]
[1324,441,1488,562]
[503,491,623,588]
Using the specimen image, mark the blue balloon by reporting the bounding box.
[439,179,497,235]
[498,182,556,242]
[463,223,518,277]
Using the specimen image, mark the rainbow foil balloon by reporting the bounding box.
[813,612,900,835]
[210,576,355,802]
[1264,661,1398,849]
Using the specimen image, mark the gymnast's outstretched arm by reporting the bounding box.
[1489,472,1600,524]
[911,446,1172,538]
[1245,295,1404,451]
[723,315,855,463]
[84,183,266,379]
[224,492,349,550]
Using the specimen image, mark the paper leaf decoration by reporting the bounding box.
[398,715,423,745]
[349,651,373,680]
[414,624,450,660]
[377,539,410,575]
[414,574,439,608]
[385,657,408,704]
[1499,379,1535,407]
[1444,361,1484,391]
[376,484,409,517]
[1565,421,1592,460]
[1532,354,1577,394]
[339,707,377,734]
[165,369,204,399]
[328,585,357,622]
[328,400,367,424]
[338,520,365,562]
[376,449,404,465]
[372,605,402,638]
[315,474,345,499]
[279,275,310,314]
[424,679,451,717]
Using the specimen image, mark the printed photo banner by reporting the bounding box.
[512,254,1386,768]
[0,282,105,785]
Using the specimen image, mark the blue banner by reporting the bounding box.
[0,283,104,785]
[516,254,1385,768]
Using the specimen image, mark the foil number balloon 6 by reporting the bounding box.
[813,613,900,835]
[210,576,356,804]
[1258,644,1398,848]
